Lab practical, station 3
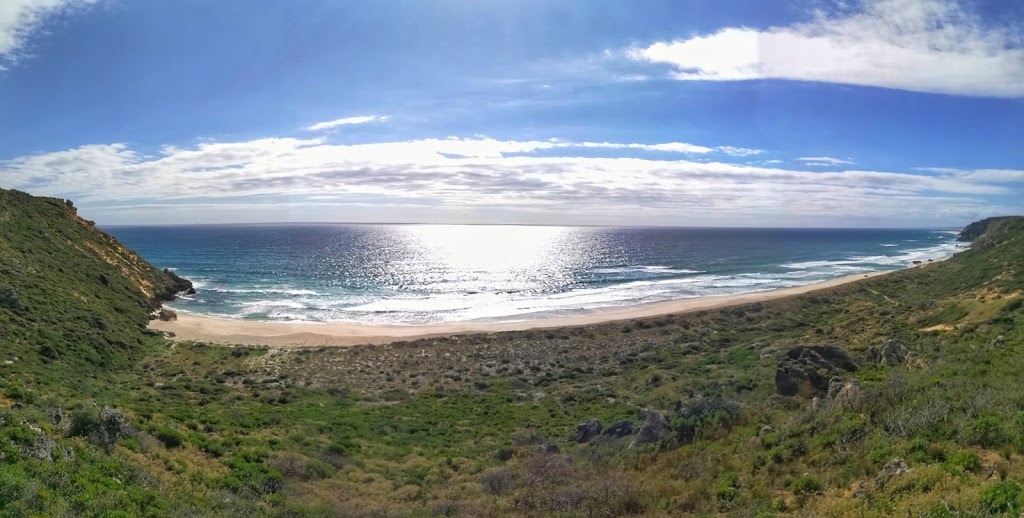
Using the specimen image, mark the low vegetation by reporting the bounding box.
[1,188,1023,516]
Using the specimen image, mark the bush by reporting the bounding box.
[964,414,1006,448]
[786,474,822,495]
[68,407,100,438]
[670,397,742,444]
[981,480,1023,514]
[714,471,740,503]
[154,426,184,449]
[481,467,516,496]
[945,450,981,474]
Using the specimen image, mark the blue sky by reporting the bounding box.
[1,0,1022,227]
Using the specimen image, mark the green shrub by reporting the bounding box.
[945,450,981,474]
[68,407,100,438]
[154,426,184,449]
[786,474,822,495]
[714,471,741,503]
[981,480,1023,514]
[670,397,742,443]
[964,413,1006,448]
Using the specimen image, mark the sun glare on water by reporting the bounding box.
[391,225,601,293]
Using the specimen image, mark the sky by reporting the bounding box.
[0,0,1022,227]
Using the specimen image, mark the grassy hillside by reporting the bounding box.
[0,189,190,386]
[1,188,1024,516]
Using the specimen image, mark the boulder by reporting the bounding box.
[869,339,909,366]
[185,287,197,295]
[992,335,1005,348]
[0,285,25,311]
[538,443,561,454]
[775,345,859,397]
[631,411,670,447]
[158,309,177,322]
[571,419,602,443]
[758,425,775,438]
[603,420,634,438]
[827,377,865,407]
[93,406,137,452]
[876,458,910,488]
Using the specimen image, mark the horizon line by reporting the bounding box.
[98,221,965,231]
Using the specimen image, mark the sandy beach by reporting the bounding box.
[149,269,898,347]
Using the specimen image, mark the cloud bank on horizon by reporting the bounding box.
[0,0,1022,227]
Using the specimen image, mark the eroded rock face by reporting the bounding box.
[571,419,602,443]
[775,345,859,397]
[631,412,669,447]
[869,339,909,366]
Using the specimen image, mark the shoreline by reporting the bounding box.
[149,268,906,347]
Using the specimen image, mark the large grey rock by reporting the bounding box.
[869,338,909,366]
[631,412,670,447]
[775,345,859,397]
[157,309,177,322]
[93,406,136,451]
[571,419,602,443]
[827,377,865,408]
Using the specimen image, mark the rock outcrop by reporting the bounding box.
[93,406,137,452]
[631,411,670,447]
[827,377,865,407]
[775,345,859,397]
[957,216,1021,242]
[876,458,910,488]
[0,285,24,311]
[158,309,178,322]
[868,338,909,366]
[571,419,602,443]
[603,420,634,438]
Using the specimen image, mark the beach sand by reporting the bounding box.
[150,270,897,347]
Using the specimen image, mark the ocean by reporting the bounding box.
[106,225,962,325]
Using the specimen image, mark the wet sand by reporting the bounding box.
[150,270,894,347]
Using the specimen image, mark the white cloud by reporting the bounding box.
[626,0,1024,97]
[306,114,390,131]
[918,167,1024,183]
[1,135,1016,226]
[717,146,763,157]
[0,0,95,64]
[797,156,856,166]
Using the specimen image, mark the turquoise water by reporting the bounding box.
[106,225,961,325]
